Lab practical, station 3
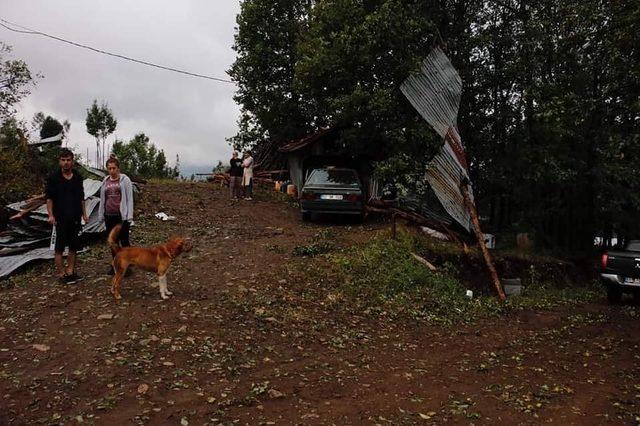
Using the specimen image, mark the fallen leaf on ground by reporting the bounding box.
[268,389,285,399]
[97,314,114,320]
[32,344,50,352]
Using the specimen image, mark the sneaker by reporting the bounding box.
[66,272,82,283]
[58,274,77,285]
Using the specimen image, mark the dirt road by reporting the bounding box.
[1,182,639,425]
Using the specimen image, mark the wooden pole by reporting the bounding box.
[460,182,506,301]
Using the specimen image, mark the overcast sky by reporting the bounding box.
[2,0,241,175]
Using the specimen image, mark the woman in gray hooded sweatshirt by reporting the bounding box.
[99,157,134,274]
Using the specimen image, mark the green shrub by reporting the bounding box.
[327,230,603,324]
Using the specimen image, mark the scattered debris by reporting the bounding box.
[32,344,50,352]
[411,252,437,272]
[484,233,496,249]
[503,278,523,296]
[267,389,285,399]
[1,176,111,278]
[154,212,176,221]
[421,226,449,241]
[366,199,462,243]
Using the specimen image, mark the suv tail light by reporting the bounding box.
[345,194,362,202]
[601,253,608,268]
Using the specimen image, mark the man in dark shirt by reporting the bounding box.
[229,151,243,199]
[45,148,88,284]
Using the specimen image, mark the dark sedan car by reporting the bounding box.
[300,167,364,221]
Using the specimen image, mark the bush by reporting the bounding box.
[0,119,47,205]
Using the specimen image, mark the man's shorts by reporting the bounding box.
[54,220,82,253]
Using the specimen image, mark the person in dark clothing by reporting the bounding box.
[229,151,243,199]
[45,148,88,284]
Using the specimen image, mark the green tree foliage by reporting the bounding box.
[30,112,45,136]
[231,0,640,251]
[32,112,71,143]
[0,43,40,122]
[456,0,640,249]
[111,133,177,179]
[0,118,46,205]
[39,116,63,139]
[85,99,117,167]
[228,0,313,151]
[295,0,445,178]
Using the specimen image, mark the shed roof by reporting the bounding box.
[278,127,336,153]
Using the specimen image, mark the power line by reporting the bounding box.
[0,17,235,84]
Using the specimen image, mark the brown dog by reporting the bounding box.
[108,224,192,300]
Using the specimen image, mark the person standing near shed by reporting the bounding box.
[229,151,243,199]
[242,150,254,200]
[98,157,134,275]
[46,148,88,284]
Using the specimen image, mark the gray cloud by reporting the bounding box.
[2,0,241,173]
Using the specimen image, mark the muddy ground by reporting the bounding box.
[1,182,639,425]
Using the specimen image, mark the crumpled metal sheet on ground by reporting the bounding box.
[6,178,103,221]
[1,178,108,278]
[399,186,454,227]
[0,247,87,279]
[0,247,56,278]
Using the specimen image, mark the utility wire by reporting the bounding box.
[0,17,235,84]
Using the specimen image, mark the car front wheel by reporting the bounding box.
[302,212,311,222]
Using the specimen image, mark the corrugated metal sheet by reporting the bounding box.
[0,247,86,279]
[82,165,107,179]
[401,48,462,138]
[1,178,108,278]
[401,48,472,231]
[29,133,63,146]
[83,179,103,199]
[0,247,56,278]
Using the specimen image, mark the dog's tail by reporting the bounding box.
[108,224,122,254]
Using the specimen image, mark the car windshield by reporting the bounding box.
[307,169,359,187]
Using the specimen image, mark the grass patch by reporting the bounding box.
[327,230,603,324]
[329,231,478,324]
[292,229,336,257]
